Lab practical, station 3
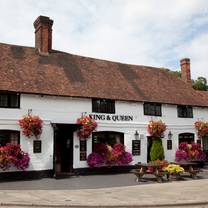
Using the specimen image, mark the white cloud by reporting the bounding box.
[0,0,208,79]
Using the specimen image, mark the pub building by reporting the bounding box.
[0,16,208,179]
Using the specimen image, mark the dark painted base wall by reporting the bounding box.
[74,165,135,175]
[0,166,136,181]
[0,170,53,182]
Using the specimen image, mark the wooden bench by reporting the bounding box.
[172,162,201,179]
[131,163,168,182]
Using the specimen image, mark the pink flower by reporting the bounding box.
[0,144,30,170]
[87,152,104,168]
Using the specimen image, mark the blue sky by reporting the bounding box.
[0,0,208,79]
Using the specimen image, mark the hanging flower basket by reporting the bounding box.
[18,115,43,139]
[76,115,97,140]
[195,121,208,138]
[147,120,166,139]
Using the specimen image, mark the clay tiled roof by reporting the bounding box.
[0,42,207,107]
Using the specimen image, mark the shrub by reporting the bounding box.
[150,138,164,161]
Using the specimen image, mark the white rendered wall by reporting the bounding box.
[0,93,208,172]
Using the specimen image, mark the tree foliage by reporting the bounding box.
[192,77,208,91]
[161,68,208,91]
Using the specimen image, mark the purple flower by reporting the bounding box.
[196,151,206,161]
[175,150,189,162]
[87,152,104,168]
[15,152,30,170]
[116,152,133,165]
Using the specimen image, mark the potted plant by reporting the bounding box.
[175,142,206,167]
[195,121,208,138]
[164,164,184,180]
[76,115,97,140]
[18,115,43,139]
[148,120,166,161]
[87,143,133,168]
[0,144,30,170]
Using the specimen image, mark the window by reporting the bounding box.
[0,92,20,108]
[178,133,194,145]
[0,130,20,147]
[177,105,193,118]
[92,99,115,114]
[92,131,124,151]
[167,140,172,150]
[144,102,162,116]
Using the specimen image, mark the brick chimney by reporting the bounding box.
[180,58,191,85]
[33,16,53,54]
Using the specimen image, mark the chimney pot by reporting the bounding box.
[180,58,192,86]
[33,16,53,54]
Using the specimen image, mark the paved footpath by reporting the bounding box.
[0,179,208,207]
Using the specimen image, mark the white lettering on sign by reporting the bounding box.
[89,114,133,122]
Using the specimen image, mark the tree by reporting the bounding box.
[162,68,208,91]
[192,77,208,91]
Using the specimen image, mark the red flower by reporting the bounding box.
[76,115,97,140]
[0,144,30,170]
[112,144,125,159]
[148,120,166,138]
[18,115,43,138]
[195,121,208,138]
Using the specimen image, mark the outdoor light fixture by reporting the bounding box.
[28,109,32,115]
[168,131,173,140]
[134,130,139,140]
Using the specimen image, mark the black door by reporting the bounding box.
[202,136,208,161]
[147,136,153,162]
[54,124,74,174]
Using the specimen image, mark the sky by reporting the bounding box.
[0,0,208,79]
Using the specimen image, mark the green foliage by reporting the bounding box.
[161,68,181,78]
[150,138,164,161]
[161,67,208,91]
[169,70,181,78]
[192,77,208,91]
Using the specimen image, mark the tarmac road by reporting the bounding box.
[1,170,208,190]
[0,170,208,207]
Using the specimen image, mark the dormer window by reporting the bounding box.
[92,99,115,114]
[177,105,193,118]
[143,102,162,116]
[0,92,20,108]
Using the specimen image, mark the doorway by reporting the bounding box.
[147,136,153,162]
[202,136,208,161]
[54,124,78,176]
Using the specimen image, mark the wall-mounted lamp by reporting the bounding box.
[28,109,32,115]
[168,131,173,140]
[134,130,139,140]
